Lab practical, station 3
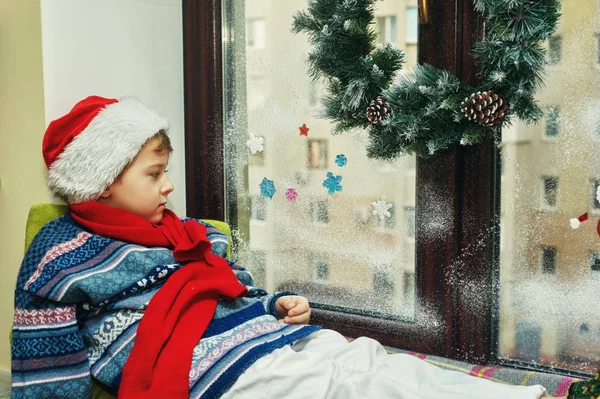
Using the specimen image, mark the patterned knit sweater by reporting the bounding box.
[11,214,320,399]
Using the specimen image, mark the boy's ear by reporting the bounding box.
[99,187,111,199]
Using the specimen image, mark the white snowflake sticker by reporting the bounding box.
[371,196,393,221]
[246,134,264,155]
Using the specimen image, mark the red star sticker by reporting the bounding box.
[299,123,309,136]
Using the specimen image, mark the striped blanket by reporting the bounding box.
[11,214,320,398]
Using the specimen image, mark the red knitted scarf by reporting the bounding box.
[70,201,247,399]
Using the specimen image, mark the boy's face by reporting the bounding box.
[99,137,173,223]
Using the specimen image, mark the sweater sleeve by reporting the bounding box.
[11,290,92,399]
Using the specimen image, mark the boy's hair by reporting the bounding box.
[152,130,173,154]
[114,130,173,182]
[43,96,170,204]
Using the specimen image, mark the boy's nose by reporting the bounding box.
[163,176,174,195]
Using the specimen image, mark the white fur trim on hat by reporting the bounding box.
[48,97,169,204]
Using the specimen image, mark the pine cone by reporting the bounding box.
[367,96,392,124]
[460,90,508,126]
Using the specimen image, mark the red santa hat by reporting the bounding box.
[43,95,169,204]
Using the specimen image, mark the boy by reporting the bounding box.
[11,96,580,398]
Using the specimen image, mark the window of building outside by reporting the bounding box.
[404,206,415,238]
[376,16,397,45]
[541,176,559,208]
[405,6,418,44]
[541,247,557,274]
[248,250,267,288]
[548,35,562,65]
[589,252,600,272]
[246,18,266,49]
[545,106,560,138]
[309,199,329,225]
[251,195,267,221]
[307,139,328,169]
[597,34,600,64]
[309,253,329,282]
[222,0,417,323]
[499,1,600,373]
[592,179,600,211]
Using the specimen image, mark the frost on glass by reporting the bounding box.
[222,0,419,320]
[499,2,600,374]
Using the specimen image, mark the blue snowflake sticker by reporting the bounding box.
[260,177,276,199]
[322,172,342,195]
[335,154,347,167]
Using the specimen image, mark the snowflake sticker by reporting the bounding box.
[260,177,276,199]
[285,188,298,201]
[371,196,393,221]
[322,172,342,195]
[335,154,347,167]
[246,134,264,155]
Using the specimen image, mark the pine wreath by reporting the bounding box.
[292,0,561,159]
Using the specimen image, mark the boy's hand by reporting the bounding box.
[275,295,311,324]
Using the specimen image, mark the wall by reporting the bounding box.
[40,0,186,213]
[0,0,48,375]
[0,0,186,376]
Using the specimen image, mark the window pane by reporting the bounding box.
[222,0,418,320]
[499,2,600,373]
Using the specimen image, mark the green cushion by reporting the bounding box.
[16,204,232,399]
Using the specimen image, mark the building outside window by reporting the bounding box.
[246,18,266,49]
[541,247,557,274]
[545,107,560,138]
[547,35,562,65]
[251,196,267,221]
[376,16,397,45]
[592,179,600,211]
[307,139,328,169]
[405,6,418,44]
[589,252,600,272]
[541,176,558,208]
[309,199,329,225]
[309,253,329,282]
[404,206,415,238]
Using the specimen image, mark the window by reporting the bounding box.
[373,264,394,296]
[589,252,600,272]
[405,6,418,44]
[516,322,541,362]
[591,179,600,210]
[404,206,415,238]
[547,35,562,65]
[249,250,267,288]
[187,0,599,377]
[383,202,396,229]
[402,271,414,300]
[541,247,557,274]
[309,199,329,225]
[246,18,266,49]
[251,196,267,221]
[309,254,329,282]
[545,107,560,138]
[541,176,558,208]
[307,139,328,169]
[597,34,600,64]
[376,16,397,45]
